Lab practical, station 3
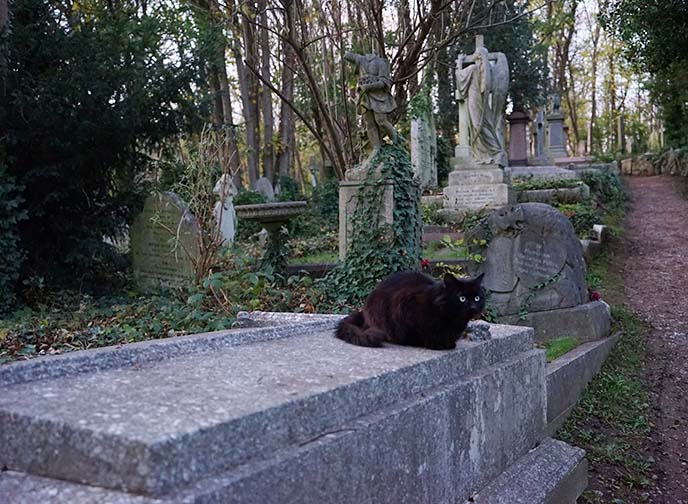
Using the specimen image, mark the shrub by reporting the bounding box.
[580,170,626,208]
[555,202,599,239]
[0,167,27,313]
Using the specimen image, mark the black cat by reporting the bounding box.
[335,271,486,350]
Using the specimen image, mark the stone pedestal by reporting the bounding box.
[338,181,393,259]
[546,111,568,159]
[507,111,530,166]
[442,162,510,214]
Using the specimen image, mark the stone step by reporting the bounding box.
[0,321,538,500]
[466,437,587,504]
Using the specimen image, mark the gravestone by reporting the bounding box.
[546,94,567,159]
[213,174,238,245]
[468,203,587,316]
[467,203,610,342]
[130,192,201,290]
[254,177,276,202]
[507,111,530,166]
[410,110,438,188]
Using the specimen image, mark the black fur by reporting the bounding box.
[335,271,485,350]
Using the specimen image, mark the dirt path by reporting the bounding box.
[624,176,688,503]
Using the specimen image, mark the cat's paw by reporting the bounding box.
[467,321,492,342]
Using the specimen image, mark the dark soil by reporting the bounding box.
[624,176,688,503]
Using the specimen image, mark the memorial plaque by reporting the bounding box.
[130,192,201,291]
[443,184,509,211]
[513,234,566,287]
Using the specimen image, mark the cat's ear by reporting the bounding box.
[443,273,459,288]
[473,272,485,285]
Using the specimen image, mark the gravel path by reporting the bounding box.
[623,176,688,503]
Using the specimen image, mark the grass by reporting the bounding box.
[512,177,581,191]
[539,336,579,362]
[290,251,338,264]
[555,237,655,502]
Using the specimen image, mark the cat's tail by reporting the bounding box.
[335,311,386,348]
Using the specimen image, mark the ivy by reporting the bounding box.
[324,142,422,304]
[518,271,563,320]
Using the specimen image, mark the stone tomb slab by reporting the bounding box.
[0,322,542,502]
[130,192,201,291]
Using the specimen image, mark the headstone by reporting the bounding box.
[213,174,238,245]
[254,177,275,202]
[130,192,201,290]
[467,203,587,316]
[338,181,394,259]
[507,111,530,166]
[410,110,438,188]
[443,35,510,215]
[546,94,567,159]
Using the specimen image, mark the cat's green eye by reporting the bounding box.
[459,296,467,302]
[474,296,480,302]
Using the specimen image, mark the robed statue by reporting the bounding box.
[455,35,509,167]
[344,52,398,153]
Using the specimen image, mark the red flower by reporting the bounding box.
[421,258,431,268]
[590,291,601,301]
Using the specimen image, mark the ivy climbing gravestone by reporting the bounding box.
[468,203,610,342]
[130,192,201,291]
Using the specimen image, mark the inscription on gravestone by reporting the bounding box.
[130,192,201,290]
[513,239,566,287]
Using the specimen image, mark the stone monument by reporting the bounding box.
[254,177,275,202]
[213,174,237,245]
[130,192,201,290]
[467,203,610,342]
[507,110,530,166]
[339,51,400,259]
[410,105,438,188]
[546,94,568,159]
[343,51,398,156]
[443,35,510,215]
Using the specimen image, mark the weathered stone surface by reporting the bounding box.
[254,177,275,201]
[468,438,587,504]
[0,315,341,387]
[338,180,393,259]
[0,321,541,501]
[443,182,509,211]
[130,192,201,291]
[546,333,620,434]
[516,183,590,204]
[410,112,438,188]
[510,165,578,180]
[499,301,611,344]
[469,203,588,317]
[448,167,505,185]
[507,111,530,167]
[0,471,160,504]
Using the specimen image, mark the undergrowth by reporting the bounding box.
[555,240,655,503]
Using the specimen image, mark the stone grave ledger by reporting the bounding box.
[130,192,201,291]
[0,314,585,503]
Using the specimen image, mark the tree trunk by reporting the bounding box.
[276,39,296,177]
[586,21,601,155]
[259,0,274,182]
